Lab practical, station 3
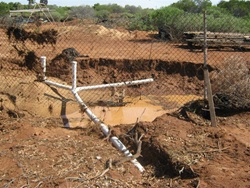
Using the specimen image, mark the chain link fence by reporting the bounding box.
[0,7,249,125]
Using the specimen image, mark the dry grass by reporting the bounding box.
[211,56,250,111]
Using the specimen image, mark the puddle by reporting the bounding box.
[62,95,201,128]
[91,96,169,126]
[62,96,168,127]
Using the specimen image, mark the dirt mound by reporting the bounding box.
[95,25,133,39]
[5,26,58,71]
[6,26,58,45]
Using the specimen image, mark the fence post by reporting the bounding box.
[203,11,217,127]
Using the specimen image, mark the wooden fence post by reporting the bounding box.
[203,11,217,127]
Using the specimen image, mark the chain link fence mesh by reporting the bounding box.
[0,8,249,124]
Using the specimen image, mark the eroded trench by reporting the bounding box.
[3,56,211,180]
[114,121,200,182]
[44,57,209,180]
[44,57,211,126]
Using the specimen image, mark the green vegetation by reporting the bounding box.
[1,0,250,40]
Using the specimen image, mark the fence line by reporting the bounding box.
[0,10,249,122]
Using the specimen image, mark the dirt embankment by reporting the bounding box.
[0,109,249,187]
[49,56,213,80]
[46,56,211,96]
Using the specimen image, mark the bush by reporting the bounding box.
[211,56,250,111]
[150,6,250,41]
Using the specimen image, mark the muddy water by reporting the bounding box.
[62,95,201,128]
[92,96,168,126]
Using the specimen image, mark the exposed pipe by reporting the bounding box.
[75,78,154,92]
[72,90,145,172]
[44,80,72,90]
[40,56,46,80]
[40,56,150,172]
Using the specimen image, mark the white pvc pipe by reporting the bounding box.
[44,80,72,90]
[40,56,47,80]
[72,91,145,172]
[40,56,146,172]
[75,78,154,92]
[72,61,77,90]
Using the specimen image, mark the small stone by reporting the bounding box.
[96,156,102,160]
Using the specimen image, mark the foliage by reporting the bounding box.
[0,2,10,15]
[69,5,95,19]
[95,9,110,22]
[149,1,250,41]
[218,0,250,17]
[211,56,250,111]
[50,5,70,21]
[1,0,250,35]
[151,7,185,40]
[124,5,143,14]
[206,6,229,18]
[171,0,212,13]
[8,2,23,10]
[207,13,250,33]
[93,3,125,14]
[128,9,155,31]
[50,11,65,22]
[171,0,196,12]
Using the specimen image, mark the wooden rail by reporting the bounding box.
[183,31,250,49]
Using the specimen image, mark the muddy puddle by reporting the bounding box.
[62,95,201,128]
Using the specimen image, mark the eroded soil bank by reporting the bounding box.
[0,110,249,187]
[0,55,249,188]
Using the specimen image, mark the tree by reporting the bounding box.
[171,0,197,12]
[151,7,185,40]
[69,5,95,19]
[8,2,22,10]
[194,0,212,12]
[171,0,212,13]
[95,9,110,22]
[128,9,154,31]
[109,4,124,13]
[206,6,228,18]
[124,5,142,14]
[0,2,9,15]
[51,6,71,21]
[218,0,250,17]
